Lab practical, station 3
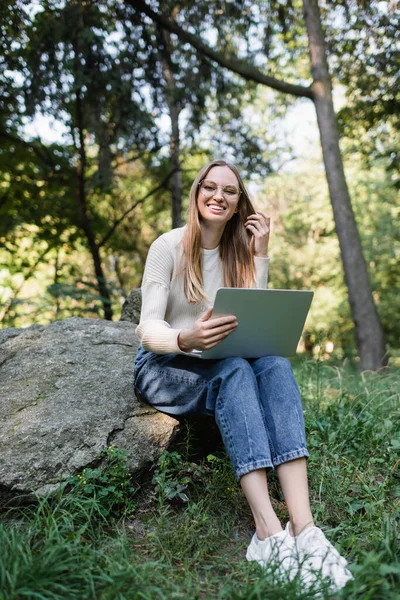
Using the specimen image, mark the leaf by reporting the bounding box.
[348,500,364,514]
[379,564,400,576]
[389,486,400,498]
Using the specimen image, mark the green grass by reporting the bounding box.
[0,360,399,599]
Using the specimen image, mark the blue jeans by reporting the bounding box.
[134,347,309,481]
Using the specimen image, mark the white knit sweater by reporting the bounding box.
[135,226,270,355]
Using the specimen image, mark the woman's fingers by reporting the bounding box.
[200,314,236,330]
[203,329,236,349]
[245,211,270,258]
[198,309,236,328]
[191,311,238,350]
[257,210,270,222]
[245,215,270,231]
[199,306,213,321]
[208,315,236,329]
[203,321,237,339]
[245,212,270,224]
[245,222,268,240]
[248,210,270,221]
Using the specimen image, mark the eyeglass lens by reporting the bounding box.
[200,180,240,197]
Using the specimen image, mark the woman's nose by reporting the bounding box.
[213,186,224,200]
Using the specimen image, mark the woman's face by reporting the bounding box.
[197,166,240,225]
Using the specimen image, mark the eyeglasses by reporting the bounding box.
[198,179,241,200]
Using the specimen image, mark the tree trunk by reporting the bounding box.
[168,91,182,229]
[159,27,182,228]
[75,89,113,321]
[54,249,61,318]
[303,0,387,369]
[112,253,127,299]
[72,6,113,321]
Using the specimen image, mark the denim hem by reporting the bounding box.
[235,459,274,481]
[272,448,309,468]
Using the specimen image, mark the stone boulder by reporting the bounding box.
[0,317,179,500]
[120,288,142,324]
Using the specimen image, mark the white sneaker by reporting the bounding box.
[246,529,298,581]
[294,525,353,592]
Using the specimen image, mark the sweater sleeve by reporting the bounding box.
[135,236,182,354]
[254,255,270,289]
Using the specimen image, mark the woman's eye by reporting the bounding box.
[205,186,216,191]
[225,189,236,195]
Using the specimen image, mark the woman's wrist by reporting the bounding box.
[177,330,192,352]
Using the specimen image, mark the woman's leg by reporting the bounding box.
[249,356,309,467]
[209,357,297,571]
[240,460,314,540]
[248,356,311,533]
[135,351,275,473]
[210,357,276,479]
[240,469,282,539]
[276,458,314,536]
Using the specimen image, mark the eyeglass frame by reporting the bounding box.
[198,179,242,200]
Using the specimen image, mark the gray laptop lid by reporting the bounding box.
[194,288,313,360]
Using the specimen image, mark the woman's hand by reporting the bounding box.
[178,307,237,352]
[245,211,270,257]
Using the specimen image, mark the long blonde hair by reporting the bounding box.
[181,159,256,304]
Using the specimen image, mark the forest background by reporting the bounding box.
[0,0,399,369]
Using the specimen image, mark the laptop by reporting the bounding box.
[189,288,313,360]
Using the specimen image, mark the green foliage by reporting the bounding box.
[65,446,137,520]
[324,1,400,182]
[0,0,171,321]
[152,450,193,505]
[0,492,167,600]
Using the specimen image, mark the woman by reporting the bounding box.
[134,159,352,591]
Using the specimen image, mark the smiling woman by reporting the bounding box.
[133,158,353,592]
[197,172,241,221]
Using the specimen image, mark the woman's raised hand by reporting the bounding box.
[178,307,237,352]
[245,211,270,257]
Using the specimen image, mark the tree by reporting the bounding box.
[323,1,399,183]
[1,0,163,320]
[131,0,388,370]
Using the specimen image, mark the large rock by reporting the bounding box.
[0,317,179,500]
[120,288,142,324]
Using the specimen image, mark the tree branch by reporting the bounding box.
[0,130,56,168]
[0,245,51,323]
[113,143,166,170]
[130,0,314,99]
[97,169,178,248]
[0,193,8,211]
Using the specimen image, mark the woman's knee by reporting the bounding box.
[271,356,293,374]
[218,357,255,380]
[252,355,293,377]
[213,358,259,399]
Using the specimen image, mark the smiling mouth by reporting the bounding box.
[207,204,226,211]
